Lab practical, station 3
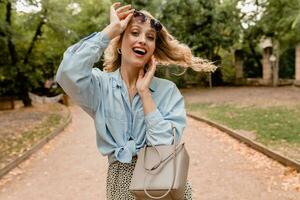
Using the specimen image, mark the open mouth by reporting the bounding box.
[132,47,147,56]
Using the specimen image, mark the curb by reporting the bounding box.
[187,113,300,173]
[0,107,72,179]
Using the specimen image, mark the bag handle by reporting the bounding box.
[142,123,177,199]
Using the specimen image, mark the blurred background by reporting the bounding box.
[0,0,299,107]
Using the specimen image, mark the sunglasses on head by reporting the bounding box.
[133,10,162,32]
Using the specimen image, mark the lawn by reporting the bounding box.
[186,103,300,144]
[183,86,300,163]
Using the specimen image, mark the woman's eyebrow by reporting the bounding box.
[147,29,156,34]
[130,24,156,34]
[130,24,142,29]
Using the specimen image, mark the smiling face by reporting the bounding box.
[120,18,157,69]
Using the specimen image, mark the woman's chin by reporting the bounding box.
[130,61,146,69]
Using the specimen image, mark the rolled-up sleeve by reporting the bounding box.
[55,32,110,116]
[145,84,187,146]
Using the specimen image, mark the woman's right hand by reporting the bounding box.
[103,2,134,40]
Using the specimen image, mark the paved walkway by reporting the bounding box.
[0,105,299,199]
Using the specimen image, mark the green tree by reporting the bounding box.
[156,0,241,85]
[239,0,300,78]
[0,0,110,106]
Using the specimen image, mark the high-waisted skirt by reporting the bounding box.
[106,156,193,200]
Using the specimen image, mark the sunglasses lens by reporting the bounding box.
[151,19,162,32]
[133,11,146,22]
[134,11,162,32]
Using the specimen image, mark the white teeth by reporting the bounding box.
[133,48,146,53]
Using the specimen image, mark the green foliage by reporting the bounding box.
[158,0,241,59]
[156,0,241,85]
[1,0,299,100]
[0,0,110,99]
[279,47,295,79]
[239,0,300,78]
[218,49,236,84]
[118,0,164,19]
[257,0,300,45]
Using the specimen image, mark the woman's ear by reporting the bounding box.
[117,42,122,54]
[117,33,124,51]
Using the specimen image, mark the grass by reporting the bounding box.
[186,103,300,145]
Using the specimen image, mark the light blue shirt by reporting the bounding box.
[56,31,187,164]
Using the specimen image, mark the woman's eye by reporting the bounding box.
[147,36,155,40]
[132,32,139,36]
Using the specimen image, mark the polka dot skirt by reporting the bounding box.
[106,156,193,200]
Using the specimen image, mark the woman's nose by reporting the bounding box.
[138,34,146,45]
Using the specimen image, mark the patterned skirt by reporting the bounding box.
[106,156,193,200]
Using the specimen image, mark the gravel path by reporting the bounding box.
[0,105,299,199]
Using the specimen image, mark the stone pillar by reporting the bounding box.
[262,47,272,85]
[260,38,273,85]
[295,44,300,86]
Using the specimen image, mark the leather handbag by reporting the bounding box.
[129,123,190,200]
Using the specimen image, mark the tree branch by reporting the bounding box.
[6,1,18,65]
[23,9,47,64]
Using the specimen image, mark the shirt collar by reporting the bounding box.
[111,68,156,92]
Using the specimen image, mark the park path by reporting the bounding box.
[0,105,299,200]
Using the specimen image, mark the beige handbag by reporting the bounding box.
[129,124,190,200]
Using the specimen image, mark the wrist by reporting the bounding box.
[102,22,122,40]
[139,89,151,99]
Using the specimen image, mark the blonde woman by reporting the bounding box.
[56,2,216,199]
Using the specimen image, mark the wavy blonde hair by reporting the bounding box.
[103,10,217,74]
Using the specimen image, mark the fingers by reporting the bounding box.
[150,56,157,70]
[122,13,133,27]
[117,4,134,20]
[111,2,121,10]
[111,2,134,22]
[116,4,132,13]
[110,2,121,14]
[144,56,156,80]
[110,2,121,22]
[118,9,134,19]
[149,56,157,75]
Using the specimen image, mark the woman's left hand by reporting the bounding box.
[136,56,157,94]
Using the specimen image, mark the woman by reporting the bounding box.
[56,2,216,199]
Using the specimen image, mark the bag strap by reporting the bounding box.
[142,123,177,199]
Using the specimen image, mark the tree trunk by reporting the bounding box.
[5,1,32,107]
[23,18,46,64]
[20,9,47,107]
[6,1,18,65]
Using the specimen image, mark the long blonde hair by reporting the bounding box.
[103,10,217,73]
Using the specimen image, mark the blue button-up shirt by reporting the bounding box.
[56,32,187,164]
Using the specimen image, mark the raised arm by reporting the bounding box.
[55,3,134,116]
[55,31,110,116]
